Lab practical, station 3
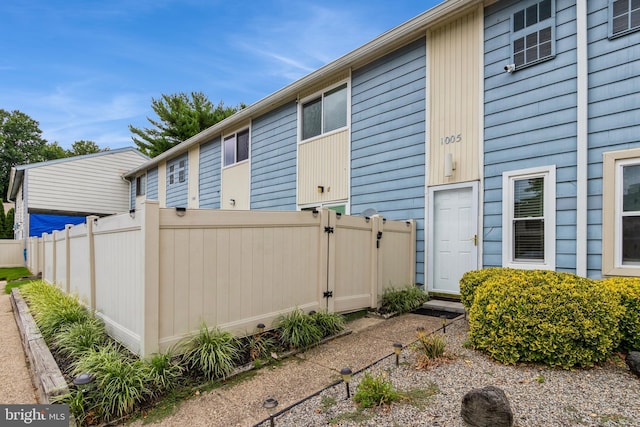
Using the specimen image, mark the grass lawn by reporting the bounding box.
[0,267,34,294]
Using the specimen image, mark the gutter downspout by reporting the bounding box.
[576,0,588,277]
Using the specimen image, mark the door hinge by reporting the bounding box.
[323,291,333,298]
[324,226,334,234]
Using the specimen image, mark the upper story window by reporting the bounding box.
[511,0,555,68]
[135,174,146,196]
[224,129,249,166]
[610,0,640,37]
[168,160,186,185]
[502,165,556,270]
[301,83,348,141]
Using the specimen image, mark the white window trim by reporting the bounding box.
[608,0,640,39]
[614,157,640,268]
[135,174,146,196]
[502,165,556,270]
[223,128,250,168]
[510,0,556,69]
[298,80,350,144]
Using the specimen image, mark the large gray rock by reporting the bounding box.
[626,352,640,378]
[461,385,514,427]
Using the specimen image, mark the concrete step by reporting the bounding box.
[422,299,465,314]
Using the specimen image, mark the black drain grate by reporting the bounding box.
[412,308,461,319]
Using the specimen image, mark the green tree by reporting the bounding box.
[41,141,68,161]
[3,207,13,239]
[129,92,242,157]
[68,140,109,156]
[0,109,48,198]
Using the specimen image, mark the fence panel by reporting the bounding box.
[378,218,416,296]
[331,213,377,313]
[42,234,54,283]
[0,240,24,267]
[156,208,326,351]
[68,223,91,305]
[54,231,67,291]
[93,212,145,354]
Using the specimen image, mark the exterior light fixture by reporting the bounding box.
[129,209,135,219]
[441,315,447,333]
[393,343,403,366]
[317,186,324,193]
[257,323,265,333]
[263,397,278,427]
[229,199,236,206]
[73,372,95,396]
[175,207,186,217]
[416,326,425,337]
[340,367,353,399]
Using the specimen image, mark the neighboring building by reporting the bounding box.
[124,0,640,294]
[7,148,148,239]
[483,0,640,280]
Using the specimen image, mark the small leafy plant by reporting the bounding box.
[353,371,401,408]
[145,352,183,395]
[244,332,277,361]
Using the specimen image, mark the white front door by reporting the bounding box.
[428,182,478,294]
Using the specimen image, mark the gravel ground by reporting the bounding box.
[262,319,640,427]
[0,293,38,404]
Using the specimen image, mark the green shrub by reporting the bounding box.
[276,309,323,349]
[380,285,428,314]
[601,277,640,351]
[353,372,400,408]
[310,310,346,338]
[145,352,183,394]
[54,317,107,359]
[459,268,512,309]
[468,270,624,368]
[72,344,150,422]
[178,324,241,380]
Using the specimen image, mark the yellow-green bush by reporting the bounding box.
[459,268,514,309]
[601,277,640,351]
[468,270,624,369]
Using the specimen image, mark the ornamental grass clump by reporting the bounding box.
[468,270,624,369]
[380,285,428,314]
[276,309,323,349]
[310,310,346,338]
[177,323,241,380]
[20,281,90,341]
[71,344,150,422]
[412,331,449,369]
[54,317,108,359]
[145,352,183,395]
[601,277,640,351]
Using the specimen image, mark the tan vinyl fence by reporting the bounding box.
[0,239,24,267]
[28,201,416,357]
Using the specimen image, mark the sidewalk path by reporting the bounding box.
[0,292,37,404]
[130,313,447,427]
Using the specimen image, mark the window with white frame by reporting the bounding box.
[135,174,146,196]
[502,166,556,269]
[168,160,186,185]
[610,0,640,37]
[616,158,640,265]
[511,0,555,68]
[301,83,348,141]
[223,129,249,166]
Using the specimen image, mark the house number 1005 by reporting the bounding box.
[440,134,462,145]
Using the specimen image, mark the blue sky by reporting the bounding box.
[1,0,440,150]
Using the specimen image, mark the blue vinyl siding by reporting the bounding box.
[483,0,578,272]
[586,0,640,277]
[199,138,221,209]
[250,102,298,210]
[165,153,189,208]
[351,38,426,284]
[147,168,158,201]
